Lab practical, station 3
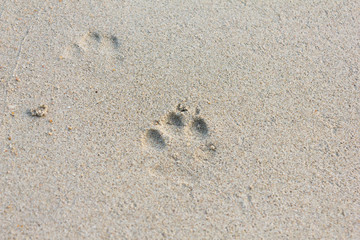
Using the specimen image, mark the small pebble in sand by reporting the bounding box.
[31,105,48,117]
[177,103,188,112]
[209,144,216,151]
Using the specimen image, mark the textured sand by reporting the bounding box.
[1,0,359,239]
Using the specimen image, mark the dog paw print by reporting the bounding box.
[142,104,218,183]
[62,31,123,65]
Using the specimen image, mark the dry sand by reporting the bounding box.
[1,0,359,239]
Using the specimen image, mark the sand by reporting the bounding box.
[1,0,359,239]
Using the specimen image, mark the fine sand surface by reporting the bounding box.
[1,0,359,239]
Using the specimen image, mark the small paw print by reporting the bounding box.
[142,104,218,183]
[62,31,123,65]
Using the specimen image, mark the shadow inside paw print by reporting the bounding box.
[145,129,166,150]
[167,112,185,127]
[191,117,208,137]
[62,31,123,64]
[142,104,218,183]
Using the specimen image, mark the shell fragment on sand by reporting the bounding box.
[31,105,48,117]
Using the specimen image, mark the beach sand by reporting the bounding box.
[1,0,359,239]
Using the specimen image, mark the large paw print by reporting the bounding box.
[62,31,123,65]
[142,104,218,183]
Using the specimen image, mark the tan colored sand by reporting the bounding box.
[1,0,359,239]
